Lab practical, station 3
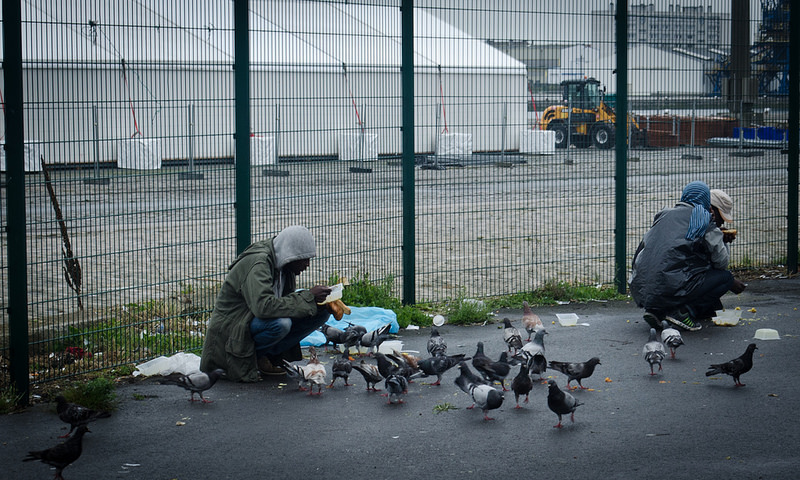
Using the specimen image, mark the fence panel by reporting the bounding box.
[0,0,793,391]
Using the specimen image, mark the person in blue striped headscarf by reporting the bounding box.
[628,181,746,332]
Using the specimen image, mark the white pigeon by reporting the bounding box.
[282,346,327,395]
[660,320,684,359]
[643,328,667,375]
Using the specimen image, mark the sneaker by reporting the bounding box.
[643,312,662,329]
[665,314,702,332]
[257,356,285,376]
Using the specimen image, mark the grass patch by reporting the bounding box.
[60,376,118,412]
[486,280,627,310]
[0,386,25,414]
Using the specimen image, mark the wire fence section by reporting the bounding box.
[0,0,793,386]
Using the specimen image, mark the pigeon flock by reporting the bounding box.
[22,304,763,477]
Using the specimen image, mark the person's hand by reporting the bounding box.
[730,279,746,295]
[310,285,332,304]
[722,230,737,243]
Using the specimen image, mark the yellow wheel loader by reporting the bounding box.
[540,78,646,149]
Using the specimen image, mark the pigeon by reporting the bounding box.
[342,324,367,354]
[511,364,534,408]
[472,342,511,391]
[161,368,225,403]
[23,424,89,480]
[384,374,409,404]
[412,353,469,386]
[427,328,447,357]
[55,395,111,438]
[328,350,353,388]
[660,320,685,359]
[548,357,601,390]
[502,318,523,355]
[643,328,667,375]
[521,301,543,341]
[454,362,504,420]
[527,352,548,381]
[282,346,327,395]
[705,343,758,387]
[546,379,583,428]
[351,359,383,391]
[521,328,547,358]
[320,324,347,351]
[359,323,392,355]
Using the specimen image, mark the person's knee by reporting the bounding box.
[274,317,292,338]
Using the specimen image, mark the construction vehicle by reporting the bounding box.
[539,77,646,149]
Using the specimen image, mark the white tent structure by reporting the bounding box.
[546,44,710,96]
[1,1,528,169]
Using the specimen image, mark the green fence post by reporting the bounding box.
[400,0,417,305]
[234,0,251,253]
[401,0,415,305]
[788,3,799,274]
[614,0,629,294]
[4,0,30,405]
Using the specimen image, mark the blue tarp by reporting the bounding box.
[300,306,399,347]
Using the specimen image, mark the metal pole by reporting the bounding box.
[401,0,415,305]
[565,96,572,164]
[501,101,507,161]
[84,104,110,185]
[614,0,629,294]
[787,4,799,273]
[4,0,30,406]
[180,103,203,180]
[234,0,251,253]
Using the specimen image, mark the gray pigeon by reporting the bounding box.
[427,328,447,357]
[55,395,110,438]
[23,424,89,480]
[342,324,367,354]
[548,357,601,390]
[510,364,534,408]
[472,342,511,391]
[162,368,225,403]
[527,352,548,381]
[546,379,583,428]
[384,373,409,404]
[359,323,392,355]
[328,350,353,388]
[502,318,523,355]
[455,362,504,420]
[660,320,685,359]
[521,328,547,358]
[643,328,667,375]
[412,353,469,386]
[351,359,383,391]
[705,343,758,387]
[320,324,347,351]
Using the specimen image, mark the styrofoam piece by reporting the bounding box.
[117,138,162,169]
[556,313,579,326]
[318,283,343,305]
[432,315,445,327]
[712,309,742,326]
[754,328,780,340]
[338,133,378,161]
[519,129,556,154]
[0,141,44,172]
[437,132,473,156]
[378,340,404,354]
[250,135,276,165]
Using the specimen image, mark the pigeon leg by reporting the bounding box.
[524,394,529,403]
[500,381,509,392]
[199,393,213,404]
[570,412,576,423]
[553,417,563,429]
[466,403,476,410]
[578,380,588,390]
[483,413,495,421]
[59,425,75,438]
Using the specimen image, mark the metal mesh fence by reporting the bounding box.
[0,0,794,389]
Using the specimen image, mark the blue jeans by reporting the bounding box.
[249,308,330,358]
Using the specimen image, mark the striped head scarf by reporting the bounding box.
[681,181,711,240]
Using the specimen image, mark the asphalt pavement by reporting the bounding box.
[3,277,800,479]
